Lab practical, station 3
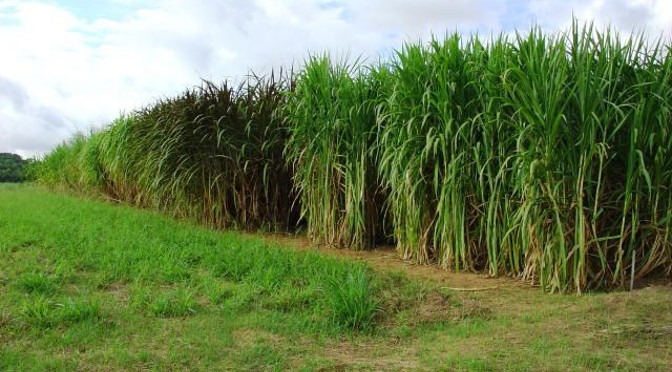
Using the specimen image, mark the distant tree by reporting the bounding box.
[0,153,26,182]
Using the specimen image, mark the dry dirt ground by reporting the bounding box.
[263,233,531,289]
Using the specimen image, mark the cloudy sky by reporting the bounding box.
[1,0,671,158]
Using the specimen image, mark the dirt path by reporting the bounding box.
[260,233,525,290]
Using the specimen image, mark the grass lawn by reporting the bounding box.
[1,184,671,371]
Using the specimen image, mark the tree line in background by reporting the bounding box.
[30,22,672,293]
[0,153,29,182]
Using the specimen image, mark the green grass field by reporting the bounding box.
[1,184,671,370]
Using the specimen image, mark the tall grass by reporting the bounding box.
[376,35,485,266]
[34,23,672,292]
[37,73,298,230]
[34,133,89,190]
[377,23,672,292]
[285,55,387,248]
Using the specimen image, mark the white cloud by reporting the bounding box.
[0,0,670,158]
[0,76,74,158]
[348,0,504,35]
[528,0,672,38]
